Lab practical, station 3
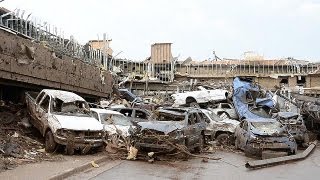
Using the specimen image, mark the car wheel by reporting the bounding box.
[216,133,230,146]
[66,145,75,155]
[45,130,57,153]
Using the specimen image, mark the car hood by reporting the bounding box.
[138,121,184,135]
[53,115,103,131]
[104,125,135,137]
[251,127,284,136]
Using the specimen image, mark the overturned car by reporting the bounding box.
[132,108,206,152]
[234,118,297,158]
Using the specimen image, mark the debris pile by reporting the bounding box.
[0,100,62,172]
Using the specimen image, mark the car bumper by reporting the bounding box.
[54,135,104,148]
[245,142,295,156]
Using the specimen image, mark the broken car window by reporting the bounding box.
[103,114,132,126]
[36,92,45,104]
[52,98,90,115]
[135,110,147,119]
[40,95,50,112]
[153,112,185,122]
[92,112,99,121]
[188,113,196,125]
[120,109,133,117]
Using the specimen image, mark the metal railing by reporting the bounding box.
[0,8,107,66]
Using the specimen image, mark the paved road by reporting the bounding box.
[70,147,320,180]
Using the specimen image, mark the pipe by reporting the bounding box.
[245,140,317,169]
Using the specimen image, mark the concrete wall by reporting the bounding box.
[0,29,113,98]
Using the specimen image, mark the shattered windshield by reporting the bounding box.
[204,111,223,121]
[52,98,90,116]
[102,114,133,126]
[153,111,185,121]
[250,121,283,134]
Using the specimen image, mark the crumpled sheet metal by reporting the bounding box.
[138,121,184,135]
[232,77,275,120]
[42,89,85,103]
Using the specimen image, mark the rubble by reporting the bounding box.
[0,100,63,172]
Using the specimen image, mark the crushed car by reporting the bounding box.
[273,112,309,146]
[234,118,297,158]
[132,107,206,152]
[171,86,229,107]
[200,109,239,145]
[90,108,135,137]
[108,107,151,124]
[208,103,238,120]
[25,89,104,155]
[232,77,275,120]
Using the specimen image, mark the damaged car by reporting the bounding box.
[171,86,229,107]
[234,118,297,158]
[132,108,206,152]
[25,89,104,155]
[232,77,276,120]
[90,108,135,137]
[273,112,309,146]
[109,107,151,124]
[209,103,239,120]
[201,109,239,145]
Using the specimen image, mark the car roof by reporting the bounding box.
[90,108,122,115]
[42,89,85,103]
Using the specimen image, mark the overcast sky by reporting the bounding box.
[1,0,320,61]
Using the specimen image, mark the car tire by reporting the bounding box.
[66,145,75,155]
[45,130,57,153]
[216,133,230,146]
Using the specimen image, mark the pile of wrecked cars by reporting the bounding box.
[24,76,314,162]
[232,77,310,158]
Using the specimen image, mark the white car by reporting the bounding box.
[25,89,104,155]
[171,86,228,107]
[90,108,135,137]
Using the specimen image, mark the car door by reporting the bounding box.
[184,112,201,146]
[36,94,50,134]
[237,120,249,149]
